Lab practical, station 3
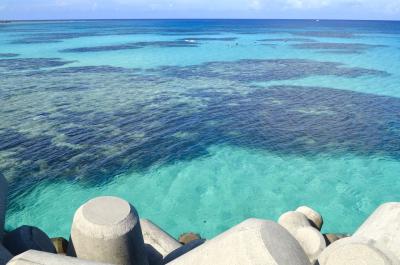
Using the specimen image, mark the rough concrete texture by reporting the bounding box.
[296,206,323,230]
[318,237,397,265]
[3,226,56,255]
[278,210,325,263]
[278,211,311,233]
[318,202,400,265]
[0,173,7,241]
[353,202,400,261]
[167,218,311,265]
[140,219,181,257]
[293,227,326,264]
[68,196,148,265]
[7,250,114,265]
[0,244,12,265]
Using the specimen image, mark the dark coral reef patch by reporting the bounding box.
[291,42,387,54]
[0,58,74,71]
[60,40,199,53]
[0,53,19,58]
[0,57,395,189]
[152,59,389,81]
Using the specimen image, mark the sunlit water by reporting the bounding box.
[1,20,400,239]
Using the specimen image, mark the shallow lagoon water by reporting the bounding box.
[1,20,400,238]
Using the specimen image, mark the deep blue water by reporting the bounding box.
[1,19,400,239]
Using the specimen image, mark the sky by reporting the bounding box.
[0,0,399,20]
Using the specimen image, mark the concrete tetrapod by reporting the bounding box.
[140,219,181,257]
[68,196,149,265]
[0,173,7,241]
[318,202,400,265]
[293,227,326,264]
[278,211,311,233]
[3,226,56,255]
[163,239,206,264]
[353,202,400,261]
[0,244,12,265]
[140,219,181,265]
[317,237,396,265]
[296,206,323,230]
[167,218,311,265]
[278,211,326,264]
[7,250,114,265]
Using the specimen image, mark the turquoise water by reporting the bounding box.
[1,20,400,239]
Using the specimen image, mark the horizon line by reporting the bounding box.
[2,18,400,22]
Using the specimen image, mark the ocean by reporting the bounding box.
[1,19,400,239]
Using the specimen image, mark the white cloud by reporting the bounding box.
[284,0,331,9]
[249,0,263,10]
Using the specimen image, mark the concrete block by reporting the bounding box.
[68,196,148,265]
[167,218,311,265]
[144,244,163,265]
[296,206,323,230]
[278,211,310,233]
[7,250,113,265]
[163,239,205,264]
[3,226,56,255]
[293,227,326,264]
[318,237,397,265]
[0,244,12,265]
[140,219,181,257]
[278,210,325,263]
[318,203,400,265]
[353,202,400,261]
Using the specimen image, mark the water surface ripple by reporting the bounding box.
[1,19,400,238]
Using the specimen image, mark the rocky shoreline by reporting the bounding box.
[1,173,399,265]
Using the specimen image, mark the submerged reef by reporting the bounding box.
[60,37,238,53]
[289,30,357,38]
[0,54,18,58]
[291,42,388,54]
[151,59,389,80]
[0,58,74,71]
[258,38,317,42]
[0,57,397,194]
[60,40,200,53]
